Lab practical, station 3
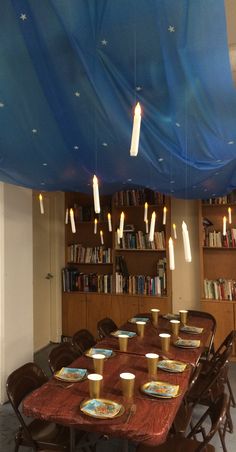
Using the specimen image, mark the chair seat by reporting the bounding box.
[16,419,69,449]
[137,436,215,452]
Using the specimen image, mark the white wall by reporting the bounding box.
[0,183,33,403]
[171,198,201,312]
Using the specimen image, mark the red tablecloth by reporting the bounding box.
[23,314,211,447]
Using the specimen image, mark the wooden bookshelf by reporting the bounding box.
[199,196,236,355]
[62,190,172,337]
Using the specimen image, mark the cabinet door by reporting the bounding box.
[111,295,139,326]
[200,301,235,354]
[62,293,87,337]
[139,297,170,316]
[86,294,112,338]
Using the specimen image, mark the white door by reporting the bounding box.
[33,192,52,351]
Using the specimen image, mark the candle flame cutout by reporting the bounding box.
[169,237,175,270]
[182,221,191,262]
[65,208,69,224]
[130,102,142,157]
[223,216,227,236]
[149,212,156,242]
[107,213,112,231]
[39,193,44,214]
[163,206,167,225]
[93,175,100,213]
[69,208,76,233]
[94,218,97,234]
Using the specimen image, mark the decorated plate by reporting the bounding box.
[80,398,125,419]
[157,359,188,373]
[174,338,201,349]
[54,367,87,382]
[141,381,180,398]
[85,348,115,358]
[111,330,137,338]
[180,325,203,335]
[128,317,149,324]
[162,313,180,320]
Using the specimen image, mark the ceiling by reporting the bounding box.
[1,0,236,199]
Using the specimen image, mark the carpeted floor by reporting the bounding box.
[0,343,235,451]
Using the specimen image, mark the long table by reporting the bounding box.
[23,314,212,450]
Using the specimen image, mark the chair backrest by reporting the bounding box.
[6,362,48,446]
[189,341,233,406]
[188,310,216,358]
[187,393,228,451]
[97,317,117,339]
[72,329,96,353]
[211,330,236,364]
[48,342,80,373]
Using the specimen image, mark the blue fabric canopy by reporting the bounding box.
[1,0,236,198]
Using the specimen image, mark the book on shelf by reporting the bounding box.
[203,278,236,300]
[203,229,236,248]
[72,203,111,222]
[116,230,165,250]
[67,244,112,263]
[62,267,112,293]
[202,190,236,205]
[113,188,165,207]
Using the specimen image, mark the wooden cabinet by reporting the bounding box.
[62,189,172,337]
[62,293,87,337]
[199,195,236,356]
[86,293,112,338]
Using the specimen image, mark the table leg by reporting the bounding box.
[70,426,75,452]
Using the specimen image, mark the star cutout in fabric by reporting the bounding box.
[32,129,37,134]
[101,39,108,46]
[42,163,47,166]
[168,25,175,33]
[136,86,142,91]
[20,13,27,21]
[74,145,79,150]
[102,142,108,147]
[0,102,4,108]
[158,158,164,162]
[175,122,181,127]
[228,140,234,144]
[74,91,80,97]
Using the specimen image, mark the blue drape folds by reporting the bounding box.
[0,0,236,198]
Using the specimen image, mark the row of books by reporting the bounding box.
[71,204,111,222]
[203,229,236,248]
[115,273,166,295]
[202,190,236,205]
[116,230,166,250]
[113,189,165,207]
[62,267,113,293]
[203,278,236,300]
[67,245,112,264]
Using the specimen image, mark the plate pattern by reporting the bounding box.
[174,338,201,348]
[80,398,125,419]
[85,348,114,358]
[111,330,136,338]
[55,367,87,382]
[157,360,187,373]
[141,381,180,398]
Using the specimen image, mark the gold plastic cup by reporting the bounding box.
[150,308,160,326]
[145,353,159,379]
[120,372,135,400]
[118,334,129,352]
[179,310,188,325]
[92,353,105,375]
[88,373,103,398]
[170,319,180,336]
[159,333,171,353]
[136,321,146,338]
